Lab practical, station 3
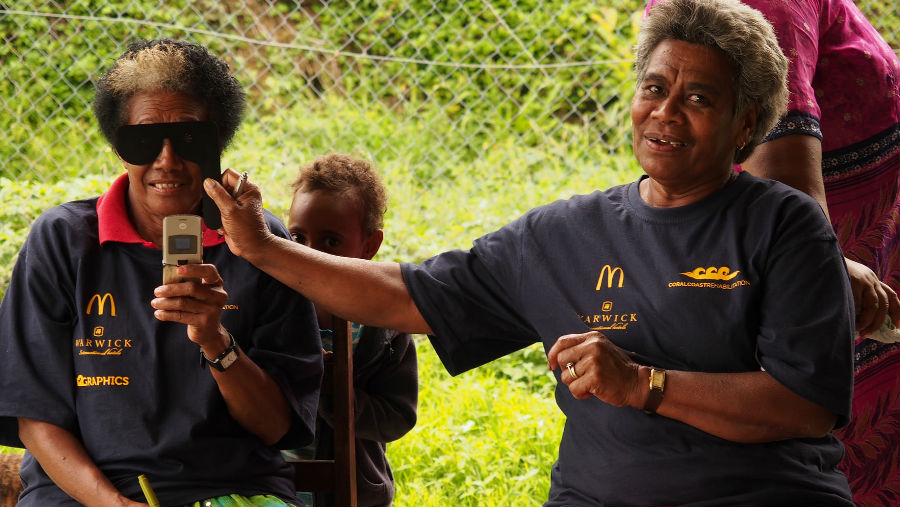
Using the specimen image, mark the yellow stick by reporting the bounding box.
[138,474,160,507]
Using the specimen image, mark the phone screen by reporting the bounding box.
[169,235,198,254]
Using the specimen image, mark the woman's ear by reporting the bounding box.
[362,229,384,260]
[737,104,760,147]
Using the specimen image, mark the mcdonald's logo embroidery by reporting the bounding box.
[595,265,624,290]
[86,293,116,316]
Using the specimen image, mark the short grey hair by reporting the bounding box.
[635,0,788,163]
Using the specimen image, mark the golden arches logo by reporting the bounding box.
[86,293,116,316]
[680,266,740,281]
[596,265,624,290]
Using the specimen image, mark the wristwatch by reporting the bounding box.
[202,333,240,372]
[642,367,666,414]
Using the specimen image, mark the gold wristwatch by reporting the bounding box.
[642,367,666,414]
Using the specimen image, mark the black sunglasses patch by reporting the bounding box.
[115,121,218,165]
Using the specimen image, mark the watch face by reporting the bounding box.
[219,350,238,370]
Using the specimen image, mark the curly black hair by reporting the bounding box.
[92,38,245,149]
[291,153,388,235]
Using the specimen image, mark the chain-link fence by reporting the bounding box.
[1,0,898,269]
[2,0,648,178]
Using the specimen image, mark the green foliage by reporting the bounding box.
[0,174,112,296]
[1,1,142,180]
[386,340,563,506]
[304,0,644,152]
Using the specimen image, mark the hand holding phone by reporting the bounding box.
[162,215,203,284]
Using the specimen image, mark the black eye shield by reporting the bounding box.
[114,121,224,229]
[114,121,219,166]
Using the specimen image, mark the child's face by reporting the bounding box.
[288,188,382,260]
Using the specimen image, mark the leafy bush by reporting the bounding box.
[0,174,113,296]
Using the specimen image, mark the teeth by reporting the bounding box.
[651,137,684,147]
[154,183,180,189]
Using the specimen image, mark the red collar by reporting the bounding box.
[96,173,226,248]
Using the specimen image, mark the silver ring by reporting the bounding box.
[566,362,578,380]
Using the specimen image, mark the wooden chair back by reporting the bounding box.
[289,315,357,507]
[0,452,23,507]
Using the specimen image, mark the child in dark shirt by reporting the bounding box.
[283,153,418,507]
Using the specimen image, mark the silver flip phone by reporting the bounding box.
[162,214,202,284]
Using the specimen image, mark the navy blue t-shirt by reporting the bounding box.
[401,173,854,506]
[0,198,322,506]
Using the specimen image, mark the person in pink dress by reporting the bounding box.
[643,1,900,504]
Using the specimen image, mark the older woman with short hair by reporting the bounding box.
[209,0,855,504]
[0,39,322,507]
[647,0,900,502]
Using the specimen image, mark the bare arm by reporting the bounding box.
[547,332,837,443]
[151,263,292,445]
[649,368,835,442]
[18,418,147,507]
[742,134,828,216]
[743,134,900,336]
[204,176,431,334]
[208,338,292,446]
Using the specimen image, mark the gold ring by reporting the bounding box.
[566,362,578,380]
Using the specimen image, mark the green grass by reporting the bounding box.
[388,340,563,506]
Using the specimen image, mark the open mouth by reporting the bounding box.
[152,183,183,190]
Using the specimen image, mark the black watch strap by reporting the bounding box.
[202,333,239,372]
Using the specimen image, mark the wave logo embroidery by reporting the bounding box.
[680,266,740,281]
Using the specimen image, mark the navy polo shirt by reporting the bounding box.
[402,173,854,506]
[0,174,323,506]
